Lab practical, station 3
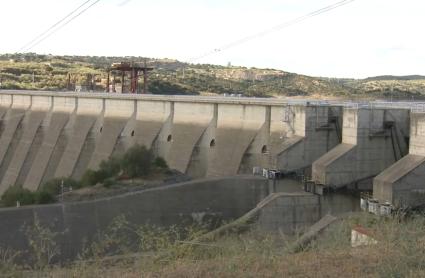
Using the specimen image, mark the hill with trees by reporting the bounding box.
[1,53,425,99]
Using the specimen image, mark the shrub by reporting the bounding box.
[40,177,81,196]
[102,177,116,188]
[1,186,55,207]
[154,157,168,169]
[35,190,55,205]
[80,169,103,187]
[121,145,154,178]
[1,186,36,207]
[24,215,60,269]
[97,156,121,181]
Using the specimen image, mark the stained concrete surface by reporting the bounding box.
[207,126,261,176]
[0,176,268,261]
[373,113,425,207]
[0,111,46,193]
[0,109,25,169]
[257,192,321,233]
[312,108,409,188]
[23,113,69,191]
[54,115,97,178]
[167,123,211,173]
[87,118,128,171]
[275,106,342,173]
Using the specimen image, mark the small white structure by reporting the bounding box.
[379,202,393,216]
[368,199,380,215]
[252,166,262,175]
[262,168,269,179]
[360,197,368,211]
[351,226,378,248]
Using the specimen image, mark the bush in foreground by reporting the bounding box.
[1,186,55,207]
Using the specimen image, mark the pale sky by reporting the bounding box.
[1,0,424,78]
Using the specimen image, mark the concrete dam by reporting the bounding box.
[0,91,341,192]
[0,90,424,209]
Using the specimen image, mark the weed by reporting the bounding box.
[24,215,60,270]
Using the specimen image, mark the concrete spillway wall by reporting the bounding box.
[273,105,342,173]
[374,112,425,207]
[312,107,409,188]
[0,91,311,192]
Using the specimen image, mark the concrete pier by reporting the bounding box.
[87,99,134,171]
[133,100,171,149]
[23,113,69,190]
[0,111,46,192]
[54,98,103,179]
[273,105,342,173]
[166,102,215,173]
[206,104,267,176]
[312,107,409,189]
[374,112,425,208]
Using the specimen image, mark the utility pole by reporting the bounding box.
[67,73,71,90]
[112,72,116,92]
[106,70,110,92]
[121,71,125,93]
[143,59,148,94]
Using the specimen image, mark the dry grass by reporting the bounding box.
[3,212,425,277]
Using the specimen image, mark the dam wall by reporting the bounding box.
[312,107,409,189]
[3,91,425,208]
[0,91,299,191]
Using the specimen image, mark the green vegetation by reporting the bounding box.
[80,144,167,187]
[2,53,425,98]
[0,145,168,207]
[1,185,55,207]
[40,177,83,195]
[1,212,425,277]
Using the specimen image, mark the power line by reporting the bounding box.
[19,0,102,53]
[187,0,356,63]
[18,0,93,52]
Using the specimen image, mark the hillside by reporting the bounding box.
[1,53,425,99]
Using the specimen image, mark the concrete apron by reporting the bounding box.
[0,176,268,262]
